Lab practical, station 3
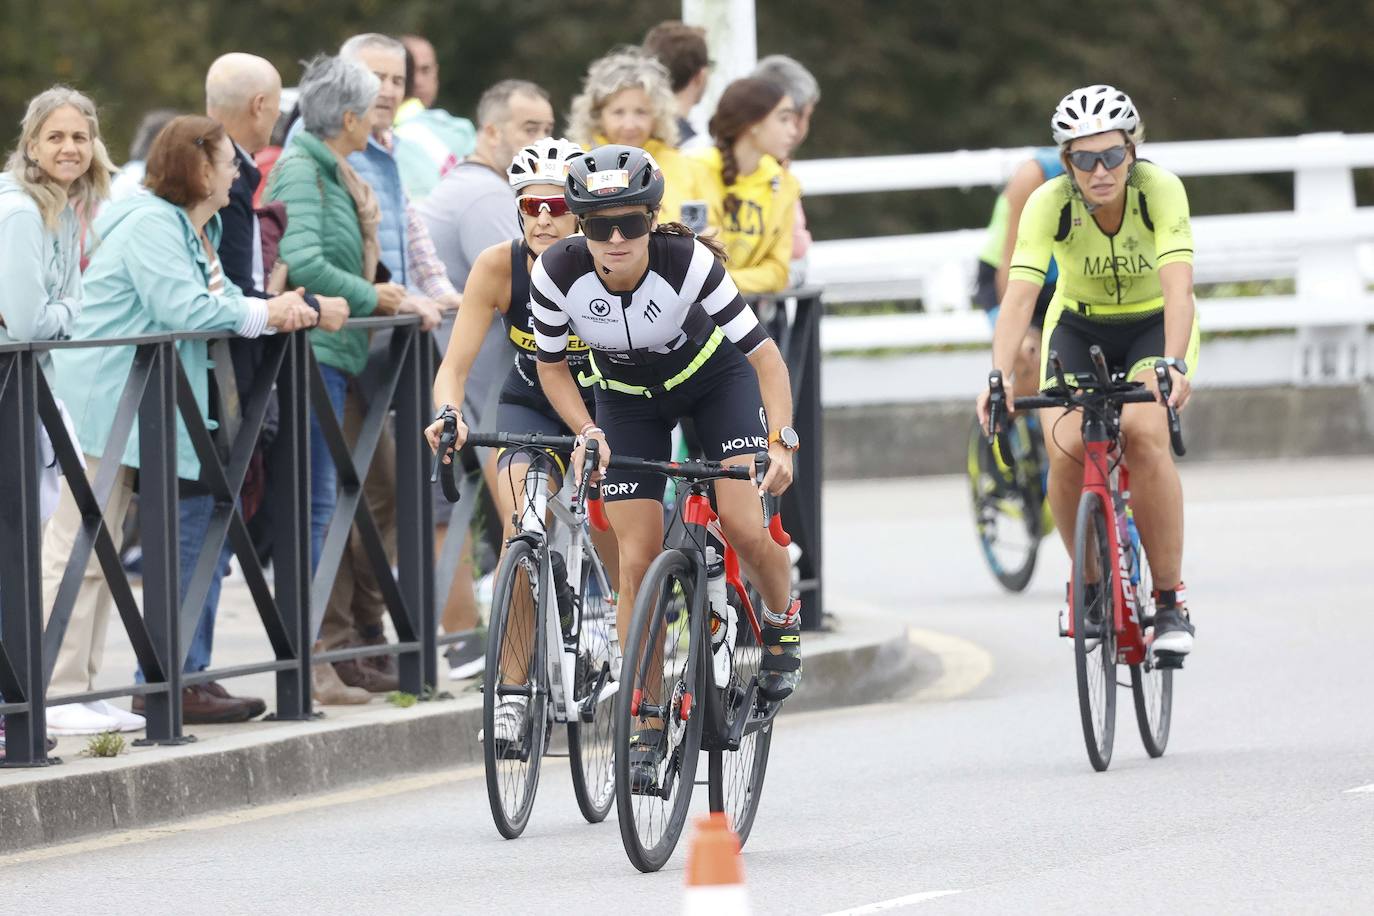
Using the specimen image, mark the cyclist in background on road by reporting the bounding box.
[530,145,802,786]
[976,85,1199,656]
[973,147,1065,401]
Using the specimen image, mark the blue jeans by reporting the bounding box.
[135,492,232,681]
[310,364,350,572]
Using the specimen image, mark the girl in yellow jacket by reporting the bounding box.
[691,78,801,295]
[568,46,709,226]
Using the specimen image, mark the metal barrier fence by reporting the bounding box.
[0,294,824,766]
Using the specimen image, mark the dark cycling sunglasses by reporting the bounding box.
[1067,145,1130,172]
[579,211,652,243]
[517,195,572,218]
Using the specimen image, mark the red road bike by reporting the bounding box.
[988,345,1186,771]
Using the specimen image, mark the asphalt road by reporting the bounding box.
[5,457,1372,914]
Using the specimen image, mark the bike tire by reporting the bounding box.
[482,539,548,839]
[707,582,774,847]
[614,549,704,873]
[1073,490,1117,772]
[1129,535,1173,757]
[568,548,616,824]
[967,418,1039,593]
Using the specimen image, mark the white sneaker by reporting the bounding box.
[46,703,120,736]
[491,695,528,745]
[85,700,146,733]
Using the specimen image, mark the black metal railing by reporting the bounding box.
[0,286,827,766]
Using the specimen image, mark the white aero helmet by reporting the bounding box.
[508,137,583,191]
[1051,85,1140,146]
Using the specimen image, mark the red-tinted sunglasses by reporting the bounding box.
[517,195,572,218]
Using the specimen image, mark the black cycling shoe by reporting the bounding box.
[758,599,803,703]
[627,728,667,795]
[1151,606,1195,657]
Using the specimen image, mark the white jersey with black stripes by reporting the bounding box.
[531,233,768,380]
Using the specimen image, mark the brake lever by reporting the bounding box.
[986,370,1015,467]
[429,410,462,503]
[1153,360,1187,457]
[753,450,772,526]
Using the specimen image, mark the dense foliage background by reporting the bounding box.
[2,0,1370,240]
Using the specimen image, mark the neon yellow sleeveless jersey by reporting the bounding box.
[1008,160,1193,315]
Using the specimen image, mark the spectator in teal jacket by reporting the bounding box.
[0,86,115,381]
[0,85,114,744]
[41,115,313,736]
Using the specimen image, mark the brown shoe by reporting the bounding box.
[357,628,399,678]
[312,642,372,705]
[135,685,257,724]
[204,681,267,719]
[333,656,400,694]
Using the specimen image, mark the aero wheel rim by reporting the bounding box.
[493,553,543,825]
[718,604,767,835]
[574,602,617,814]
[628,572,695,856]
[1073,492,1116,771]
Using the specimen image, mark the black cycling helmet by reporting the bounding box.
[564,144,665,216]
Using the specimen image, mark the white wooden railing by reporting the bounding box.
[793,133,1374,389]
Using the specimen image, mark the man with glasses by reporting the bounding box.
[417,79,557,679]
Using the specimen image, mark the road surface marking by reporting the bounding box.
[822,889,964,914]
[907,627,995,702]
[1345,783,1374,794]
[0,763,485,867]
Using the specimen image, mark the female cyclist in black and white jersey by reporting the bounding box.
[532,145,803,732]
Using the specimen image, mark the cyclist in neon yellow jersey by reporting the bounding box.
[976,84,1198,656]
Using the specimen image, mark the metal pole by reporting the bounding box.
[272,332,314,719]
[0,349,51,765]
[136,342,191,744]
[393,325,433,694]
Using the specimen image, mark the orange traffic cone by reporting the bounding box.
[683,812,749,915]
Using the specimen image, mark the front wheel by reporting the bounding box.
[482,539,548,839]
[614,549,704,873]
[1072,491,1117,772]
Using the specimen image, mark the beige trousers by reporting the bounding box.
[41,453,137,698]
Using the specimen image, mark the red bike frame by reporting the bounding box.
[1064,430,1149,666]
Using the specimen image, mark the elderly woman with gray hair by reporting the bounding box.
[264,53,409,704]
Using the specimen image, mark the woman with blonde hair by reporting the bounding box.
[0,86,115,377]
[567,46,707,226]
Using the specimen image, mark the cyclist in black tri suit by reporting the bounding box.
[531,145,803,786]
[426,138,620,744]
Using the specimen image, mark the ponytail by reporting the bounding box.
[655,221,728,264]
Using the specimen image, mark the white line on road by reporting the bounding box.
[0,763,486,867]
[821,889,964,914]
[1345,783,1374,793]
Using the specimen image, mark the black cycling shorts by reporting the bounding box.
[492,400,572,489]
[595,343,767,503]
[1041,306,1167,389]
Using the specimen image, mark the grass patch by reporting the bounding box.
[83,731,126,758]
[385,691,418,708]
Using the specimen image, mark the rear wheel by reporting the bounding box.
[568,548,616,823]
[1072,491,1116,772]
[614,549,703,873]
[968,418,1040,592]
[482,539,548,838]
[707,582,774,847]
[1129,530,1173,757]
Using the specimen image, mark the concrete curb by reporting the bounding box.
[0,611,914,855]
